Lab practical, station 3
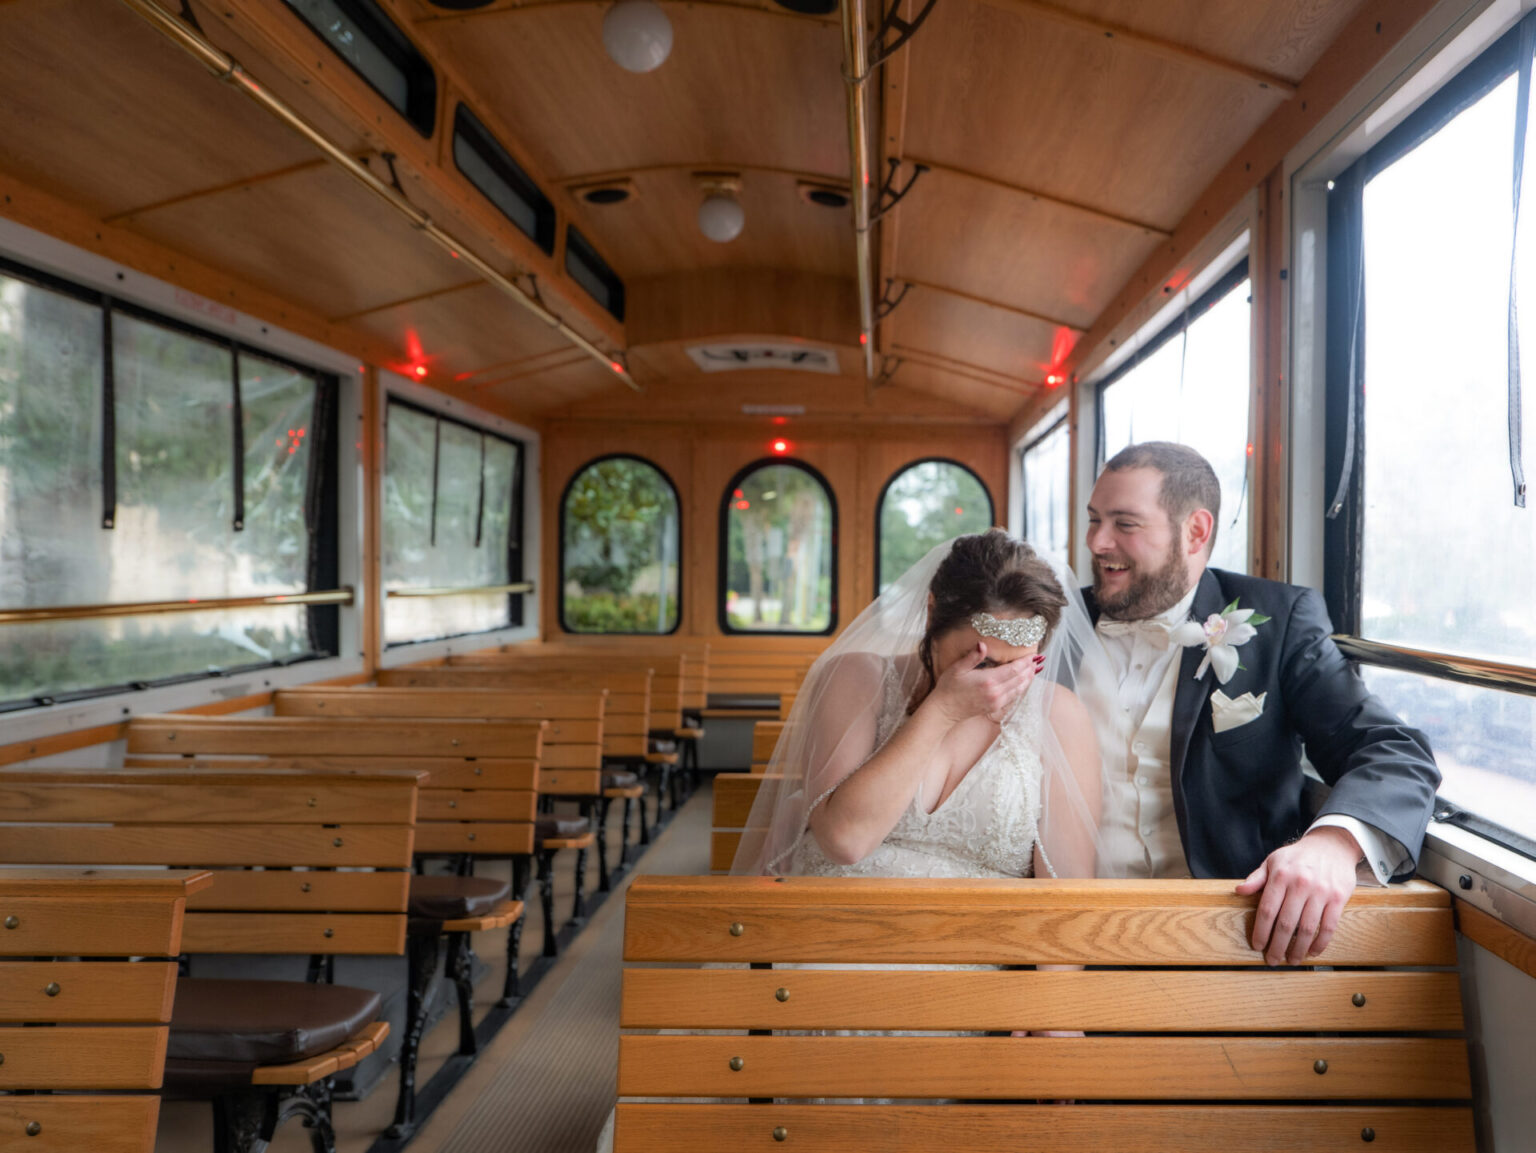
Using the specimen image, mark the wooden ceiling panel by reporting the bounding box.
[487,355,624,411]
[880,359,1030,421]
[1060,0,1368,82]
[558,168,852,278]
[0,1,322,219]
[890,289,1065,381]
[418,7,848,188]
[892,167,1164,329]
[904,1,1282,230]
[122,164,472,323]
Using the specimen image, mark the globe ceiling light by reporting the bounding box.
[602,0,673,73]
[698,194,745,243]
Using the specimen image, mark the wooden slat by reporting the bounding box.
[0,780,416,824]
[621,969,1465,1032]
[541,744,605,770]
[540,833,596,851]
[0,961,178,1024]
[0,1026,168,1090]
[617,1036,1470,1100]
[414,822,535,855]
[0,868,212,899]
[381,667,650,694]
[0,1095,162,1153]
[276,687,607,721]
[441,898,524,933]
[1456,898,1536,981]
[752,723,784,764]
[419,789,538,821]
[182,912,407,955]
[714,773,770,825]
[185,870,409,913]
[122,755,538,790]
[250,1020,390,1085]
[710,832,742,872]
[613,1104,1477,1153]
[0,897,185,957]
[0,825,414,868]
[126,715,543,758]
[539,769,603,796]
[622,879,1456,967]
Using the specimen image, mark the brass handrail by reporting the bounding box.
[1335,635,1536,697]
[386,582,535,599]
[0,588,354,625]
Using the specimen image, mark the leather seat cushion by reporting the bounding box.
[536,814,590,839]
[167,978,381,1070]
[409,874,510,921]
[601,768,640,788]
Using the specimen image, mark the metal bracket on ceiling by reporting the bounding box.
[176,0,204,33]
[524,273,548,312]
[380,152,406,196]
[864,159,928,229]
[875,353,904,388]
[867,0,940,73]
[876,277,912,320]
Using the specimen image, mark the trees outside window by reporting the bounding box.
[877,459,993,593]
[561,455,680,634]
[721,460,835,634]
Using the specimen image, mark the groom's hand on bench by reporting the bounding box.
[1235,826,1362,966]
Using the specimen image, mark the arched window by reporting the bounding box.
[560,455,681,634]
[720,459,836,634]
[876,459,994,593]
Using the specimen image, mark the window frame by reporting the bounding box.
[564,226,625,322]
[1319,19,1536,861]
[557,452,683,636]
[0,253,342,712]
[873,456,995,595]
[280,0,438,138]
[1020,414,1069,549]
[380,395,526,647]
[452,103,557,256]
[717,456,839,637]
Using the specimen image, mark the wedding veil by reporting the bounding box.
[730,534,1124,878]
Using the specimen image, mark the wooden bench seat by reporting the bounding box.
[0,769,419,1153]
[615,875,1474,1152]
[0,867,209,1153]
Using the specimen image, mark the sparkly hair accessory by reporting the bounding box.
[969,612,1047,648]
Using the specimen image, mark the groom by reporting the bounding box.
[1084,442,1439,965]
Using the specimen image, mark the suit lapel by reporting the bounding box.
[1169,568,1226,793]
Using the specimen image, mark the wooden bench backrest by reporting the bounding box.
[126,714,542,857]
[0,868,209,1147]
[507,639,712,713]
[379,665,651,761]
[274,686,604,797]
[751,721,784,771]
[710,772,773,873]
[450,650,686,733]
[616,875,1473,1152]
[0,769,419,957]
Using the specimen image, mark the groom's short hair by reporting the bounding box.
[1102,442,1222,552]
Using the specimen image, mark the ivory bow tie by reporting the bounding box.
[1096,617,1175,647]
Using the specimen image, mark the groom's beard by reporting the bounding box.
[1093,538,1188,620]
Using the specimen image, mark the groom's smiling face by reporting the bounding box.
[1087,467,1198,620]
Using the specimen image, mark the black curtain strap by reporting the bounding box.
[101,302,117,531]
[229,344,245,532]
[473,433,487,549]
[428,416,442,548]
[1327,163,1366,521]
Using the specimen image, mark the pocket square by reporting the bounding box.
[1211,689,1266,733]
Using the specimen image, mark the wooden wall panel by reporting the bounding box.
[541,422,1008,639]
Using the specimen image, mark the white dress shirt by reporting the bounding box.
[1096,585,1408,884]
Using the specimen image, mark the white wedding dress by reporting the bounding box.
[788,669,1051,880]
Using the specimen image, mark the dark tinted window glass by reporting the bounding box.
[282,0,437,136]
[565,227,625,321]
[454,104,556,254]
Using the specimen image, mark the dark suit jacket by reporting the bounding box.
[1084,568,1440,880]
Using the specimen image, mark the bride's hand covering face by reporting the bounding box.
[732,529,1125,879]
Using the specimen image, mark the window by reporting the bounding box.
[0,260,338,708]
[565,227,625,321]
[560,455,680,634]
[1021,407,1070,564]
[1096,260,1252,574]
[876,459,994,594]
[720,459,836,634]
[1326,16,1536,856]
[453,104,556,255]
[281,0,437,137]
[382,399,523,645]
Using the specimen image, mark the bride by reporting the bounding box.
[734,529,1119,880]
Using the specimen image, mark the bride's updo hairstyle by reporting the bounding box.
[912,529,1067,712]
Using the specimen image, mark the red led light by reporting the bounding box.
[1046,373,1066,388]
[955,507,964,515]
[772,416,787,425]
[1246,443,1255,457]
[610,361,624,374]
[736,499,750,510]
[414,366,427,378]
[859,333,868,345]
[772,439,789,454]
[733,489,744,499]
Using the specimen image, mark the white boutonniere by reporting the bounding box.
[1169,598,1271,685]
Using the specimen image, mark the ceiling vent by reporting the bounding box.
[570,178,635,205]
[797,180,850,209]
[687,342,840,374]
